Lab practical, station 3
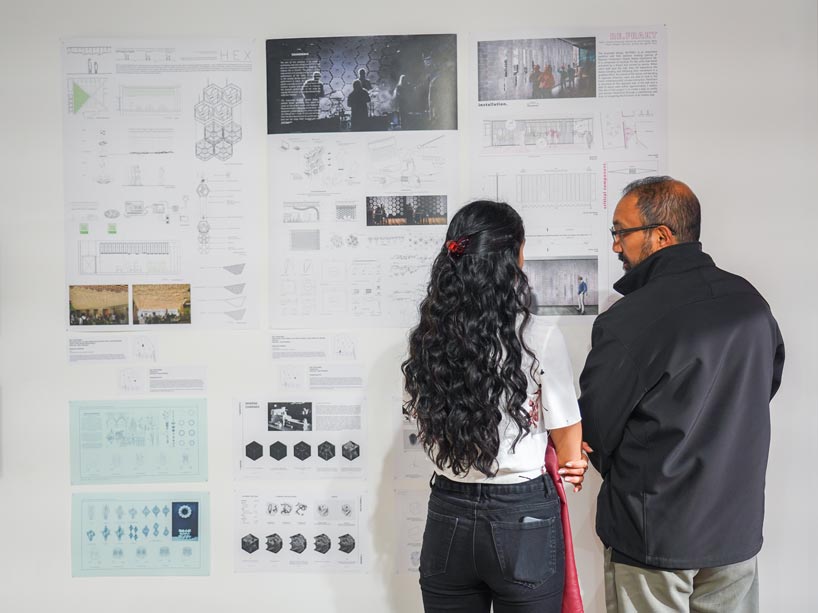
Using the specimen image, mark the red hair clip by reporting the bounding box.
[446,236,470,256]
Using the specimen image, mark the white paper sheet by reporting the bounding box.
[266,34,459,328]
[235,488,365,572]
[471,27,667,312]
[235,396,366,479]
[62,38,261,329]
[394,489,428,575]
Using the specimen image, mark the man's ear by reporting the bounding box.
[654,224,677,247]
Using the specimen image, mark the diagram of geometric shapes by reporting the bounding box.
[224,283,246,295]
[515,173,596,205]
[338,534,356,554]
[223,122,242,144]
[72,81,91,112]
[283,203,320,224]
[66,44,111,55]
[607,160,659,176]
[290,229,321,251]
[213,102,232,125]
[222,83,241,106]
[120,85,181,115]
[223,263,246,275]
[317,441,335,461]
[223,296,246,308]
[270,441,287,461]
[290,534,307,554]
[314,534,331,554]
[245,440,263,461]
[342,441,360,461]
[203,84,222,105]
[196,179,211,198]
[336,204,357,221]
[294,441,311,461]
[483,117,594,150]
[214,140,233,161]
[196,139,214,161]
[194,100,214,123]
[204,122,223,145]
[224,308,246,321]
[124,201,147,216]
[78,240,181,276]
[68,78,107,114]
[241,533,259,554]
[266,533,283,553]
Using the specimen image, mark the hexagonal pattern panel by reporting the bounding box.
[245,441,263,461]
[269,441,287,461]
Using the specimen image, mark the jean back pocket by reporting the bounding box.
[419,509,458,578]
[490,514,559,588]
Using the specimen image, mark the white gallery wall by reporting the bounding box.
[0,0,816,610]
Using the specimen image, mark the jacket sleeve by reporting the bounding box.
[578,322,646,476]
[771,322,785,400]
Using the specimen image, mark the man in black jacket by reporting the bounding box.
[579,177,784,612]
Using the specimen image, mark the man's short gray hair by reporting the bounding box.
[622,176,701,243]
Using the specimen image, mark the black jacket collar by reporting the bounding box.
[613,242,714,296]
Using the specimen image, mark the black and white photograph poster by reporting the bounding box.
[267,34,457,134]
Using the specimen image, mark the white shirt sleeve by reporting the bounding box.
[538,326,582,431]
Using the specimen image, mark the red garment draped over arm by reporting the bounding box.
[545,439,584,613]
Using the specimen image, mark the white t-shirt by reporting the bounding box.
[435,317,582,484]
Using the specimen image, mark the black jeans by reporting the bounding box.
[419,473,565,612]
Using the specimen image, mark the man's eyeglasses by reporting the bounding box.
[609,223,675,240]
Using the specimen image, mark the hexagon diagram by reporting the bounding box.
[294,441,311,461]
[318,441,335,461]
[245,441,263,461]
[314,534,331,554]
[266,533,283,553]
[194,81,242,161]
[338,533,356,554]
[269,441,287,461]
[290,533,307,554]
[342,440,360,461]
[241,533,259,554]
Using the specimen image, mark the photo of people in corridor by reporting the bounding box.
[524,256,599,316]
[478,37,596,101]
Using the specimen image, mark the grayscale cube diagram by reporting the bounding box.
[294,441,311,461]
[314,534,331,554]
[194,82,242,161]
[342,440,360,461]
[241,533,259,554]
[270,441,287,461]
[338,533,356,554]
[318,441,335,461]
[266,533,283,553]
[245,441,263,461]
[290,533,307,554]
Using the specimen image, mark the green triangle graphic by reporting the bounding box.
[72,81,91,113]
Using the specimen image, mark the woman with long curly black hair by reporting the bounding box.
[403,200,586,612]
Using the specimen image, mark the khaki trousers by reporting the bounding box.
[604,548,759,613]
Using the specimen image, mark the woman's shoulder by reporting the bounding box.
[522,314,555,339]
[523,316,568,355]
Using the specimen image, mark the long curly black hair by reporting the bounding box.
[402,200,537,478]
